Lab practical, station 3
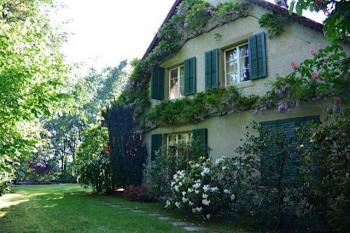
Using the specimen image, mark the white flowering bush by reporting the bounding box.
[166,157,241,219]
[213,155,259,214]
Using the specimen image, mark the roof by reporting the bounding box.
[143,0,324,59]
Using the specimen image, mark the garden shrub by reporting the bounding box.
[165,155,259,220]
[234,112,350,232]
[103,105,147,188]
[145,141,209,200]
[75,125,111,194]
[235,122,317,231]
[145,145,190,200]
[296,110,350,232]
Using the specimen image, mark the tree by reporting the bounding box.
[0,0,69,194]
[39,61,128,182]
[289,0,350,41]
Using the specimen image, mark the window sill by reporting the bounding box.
[227,80,254,89]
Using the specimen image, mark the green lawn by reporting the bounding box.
[0,184,255,233]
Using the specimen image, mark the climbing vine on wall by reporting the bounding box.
[258,13,287,38]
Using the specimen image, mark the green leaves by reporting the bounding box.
[0,0,69,194]
[288,0,350,42]
[75,125,111,193]
[258,13,287,38]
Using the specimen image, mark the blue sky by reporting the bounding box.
[52,0,325,70]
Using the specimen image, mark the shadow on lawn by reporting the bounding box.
[0,185,98,232]
[0,185,190,233]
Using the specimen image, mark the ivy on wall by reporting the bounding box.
[258,13,287,38]
[146,86,258,127]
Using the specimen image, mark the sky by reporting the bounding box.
[51,0,175,70]
[51,0,325,71]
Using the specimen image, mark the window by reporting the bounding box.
[224,44,249,86]
[167,132,192,156]
[169,65,184,99]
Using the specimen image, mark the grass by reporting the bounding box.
[0,184,256,233]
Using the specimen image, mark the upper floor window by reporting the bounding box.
[224,43,250,86]
[169,65,184,100]
[167,132,192,156]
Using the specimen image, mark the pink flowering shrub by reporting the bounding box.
[290,61,298,70]
[257,44,350,114]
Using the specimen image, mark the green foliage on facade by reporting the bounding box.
[146,86,258,127]
[258,13,286,38]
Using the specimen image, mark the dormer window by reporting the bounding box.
[224,43,250,86]
[169,65,184,99]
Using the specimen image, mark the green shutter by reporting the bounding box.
[248,35,258,80]
[192,128,208,157]
[248,32,267,80]
[256,32,267,78]
[260,116,320,186]
[205,51,211,90]
[205,49,219,90]
[211,49,220,88]
[151,134,162,160]
[184,57,196,96]
[151,66,164,100]
[158,67,164,100]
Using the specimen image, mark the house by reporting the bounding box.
[143,0,349,161]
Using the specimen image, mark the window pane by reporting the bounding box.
[168,134,177,146]
[225,48,238,86]
[178,132,191,144]
[179,66,184,96]
[169,68,179,99]
[179,66,184,76]
[239,45,249,82]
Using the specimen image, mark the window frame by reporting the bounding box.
[224,42,249,87]
[168,65,185,100]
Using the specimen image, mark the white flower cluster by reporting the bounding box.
[200,167,210,177]
[171,170,186,193]
[166,157,237,220]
